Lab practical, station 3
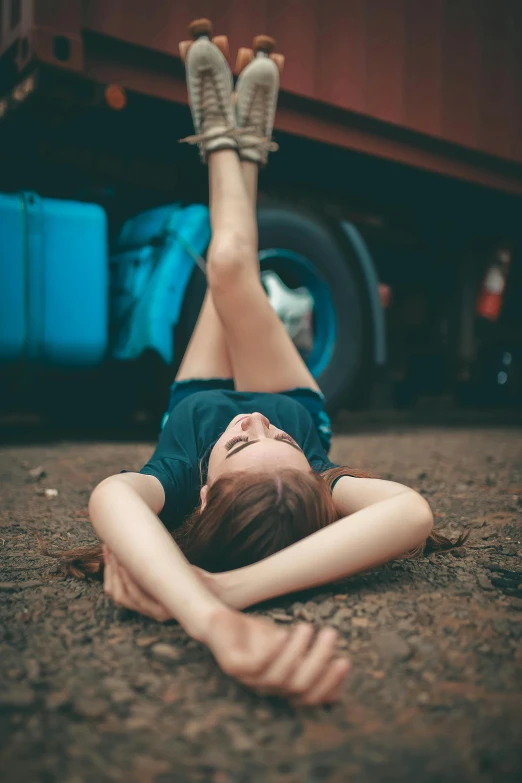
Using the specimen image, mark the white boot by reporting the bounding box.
[234,36,280,166]
[180,21,238,161]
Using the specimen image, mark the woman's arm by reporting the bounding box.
[331,474,420,516]
[217,479,433,610]
[89,473,223,640]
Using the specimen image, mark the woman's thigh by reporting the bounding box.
[175,288,233,381]
[211,273,320,393]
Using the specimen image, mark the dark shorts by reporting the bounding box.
[163,378,333,454]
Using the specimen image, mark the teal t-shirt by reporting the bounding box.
[140,389,338,530]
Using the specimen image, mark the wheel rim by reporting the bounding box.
[258,248,337,378]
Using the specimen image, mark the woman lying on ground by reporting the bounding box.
[50,23,464,705]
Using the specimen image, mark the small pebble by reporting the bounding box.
[352,617,370,628]
[102,676,128,690]
[292,603,314,622]
[125,716,150,731]
[476,575,495,591]
[28,466,46,481]
[26,659,40,682]
[45,690,71,710]
[150,643,181,662]
[109,688,135,704]
[374,631,412,663]
[135,635,160,648]
[450,548,469,558]
[332,607,353,626]
[102,676,135,703]
[270,611,293,623]
[73,696,110,719]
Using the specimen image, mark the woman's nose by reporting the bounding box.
[241,412,270,433]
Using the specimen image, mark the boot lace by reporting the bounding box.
[237,85,279,153]
[180,67,237,146]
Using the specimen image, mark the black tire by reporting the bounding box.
[176,205,370,413]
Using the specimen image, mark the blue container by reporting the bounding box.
[0,192,108,367]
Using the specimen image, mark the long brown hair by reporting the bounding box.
[40,466,467,578]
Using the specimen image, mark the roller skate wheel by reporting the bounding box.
[212,35,230,61]
[270,52,285,74]
[179,40,192,62]
[188,18,213,39]
[236,47,254,73]
[253,35,276,54]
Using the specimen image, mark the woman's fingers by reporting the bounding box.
[104,551,135,610]
[242,623,346,705]
[291,657,351,706]
[253,623,314,692]
[117,563,170,622]
[103,549,116,599]
[108,553,127,606]
[285,627,339,696]
[103,548,169,621]
[116,562,146,612]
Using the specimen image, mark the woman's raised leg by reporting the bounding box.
[175,160,260,382]
[175,286,232,381]
[207,151,320,393]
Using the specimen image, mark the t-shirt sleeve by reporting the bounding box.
[308,453,343,491]
[140,457,196,530]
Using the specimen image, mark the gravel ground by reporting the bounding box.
[0,426,521,783]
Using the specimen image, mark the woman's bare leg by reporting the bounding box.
[175,159,260,382]
[240,160,259,211]
[175,163,258,381]
[207,150,320,393]
[175,290,233,381]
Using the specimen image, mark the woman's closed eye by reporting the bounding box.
[274,433,299,448]
[224,435,249,451]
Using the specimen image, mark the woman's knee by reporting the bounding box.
[207,233,257,292]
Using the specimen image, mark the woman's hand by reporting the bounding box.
[103,545,171,622]
[102,553,350,703]
[203,608,351,705]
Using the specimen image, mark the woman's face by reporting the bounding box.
[206,412,310,483]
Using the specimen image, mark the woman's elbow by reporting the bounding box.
[88,475,122,514]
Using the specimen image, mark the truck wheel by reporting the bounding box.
[177,205,369,412]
